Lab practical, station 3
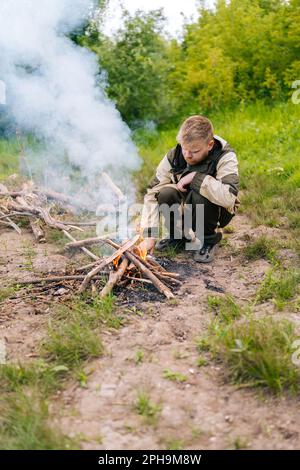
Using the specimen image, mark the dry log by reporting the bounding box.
[9,195,70,231]
[123,251,174,299]
[34,187,74,205]
[16,275,109,285]
[100,257,129,298]
[146,256,167,272]
[125,276,153,285]
[62,230,100,261]
[155,272,182,286]
[29,217,46,243]
[78,235,140,293]
[65,233,117,249]
[0,211,34,219]
[150,270,180,279]
[132,249,180,279]
[62,221,98,227]
[34,187,92,211]
[0,210,22,234]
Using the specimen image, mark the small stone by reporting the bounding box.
[55,288,69,296]
[225,415,233,423]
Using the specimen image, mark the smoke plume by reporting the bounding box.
[0,0,141,209]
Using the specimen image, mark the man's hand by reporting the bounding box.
[137,237,156,255]
[176,172,196,193]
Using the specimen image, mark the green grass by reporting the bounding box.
[0,295,121,449]
[0,392,74,450]
[45,228,67,247]
[162,368,187,383]
[207,294,245,324]
[164,439,184,450]
[242,236,278,263]
[0,138,19,179]
[207,316,300,394]
[133,392,162,425]
[255,268,300,310]
[41,296,121,369]
[196,356,208,368]
[197,294,300,394]
[135,350,144,364]
[0,285,22,302]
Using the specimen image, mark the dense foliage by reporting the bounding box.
[83,0,300,126]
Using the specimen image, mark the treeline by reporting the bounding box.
[81,0,300,127]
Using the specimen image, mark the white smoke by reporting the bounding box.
[0,0,141,209]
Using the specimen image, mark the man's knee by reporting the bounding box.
[157,186,182,206]
[187,189,216,210]
[188,189,234,228]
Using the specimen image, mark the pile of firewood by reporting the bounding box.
[0,180,181,300]
[65,234,180,299]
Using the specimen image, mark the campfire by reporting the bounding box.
[0,178,181,301]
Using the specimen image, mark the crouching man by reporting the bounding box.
[139,115,240,263]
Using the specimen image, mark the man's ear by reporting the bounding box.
[208,139,214,151]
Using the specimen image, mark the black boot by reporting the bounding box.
[193,232,222,263]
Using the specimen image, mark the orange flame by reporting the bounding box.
[136,245,147,261]
[113,255,121,268]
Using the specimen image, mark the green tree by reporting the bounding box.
[89,9,177,126]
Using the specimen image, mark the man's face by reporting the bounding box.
[181,138,214,166]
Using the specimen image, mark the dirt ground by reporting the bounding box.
[0,214,299,450]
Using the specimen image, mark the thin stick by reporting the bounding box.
[16,275,109,285]
[146,256,167,272]
[155,273,182,286]
[65,233,117,249]
[0,211,34,219]
[62,230,100,261]
[101,172,125,201]
[100,258,129,298]
[62,221,98,227]
[125,276,153,285]
[0,216,22,234]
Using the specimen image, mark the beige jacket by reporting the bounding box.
[140,135,239,237]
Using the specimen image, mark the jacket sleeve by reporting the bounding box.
[190,151,239,214]
[140,153,173,238]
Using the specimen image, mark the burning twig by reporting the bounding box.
[78,235,140,293]
[99,257,129,298]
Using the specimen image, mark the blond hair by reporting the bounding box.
[177,115,214,144]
